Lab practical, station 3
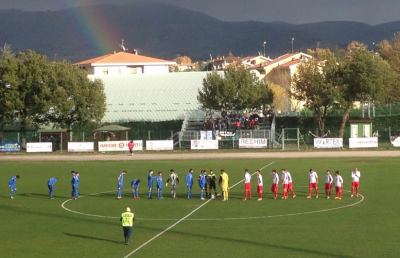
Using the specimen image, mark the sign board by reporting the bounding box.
[391,137,400,147]
[0,142,21,152]
[146,140,174,151]
[200,131,213,140]
[191,140,219,150]
[349,137,378,148]
[98,140,143,152]
[239,138,268,149]
[313,138,343,149]
[68,142,94,152]
[27,142,52,153]
[219,131,235,137]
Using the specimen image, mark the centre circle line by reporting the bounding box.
[122,161,275,258]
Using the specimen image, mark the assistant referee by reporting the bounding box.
[121,207,135,245]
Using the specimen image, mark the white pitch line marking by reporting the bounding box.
[122,161,275,258]
[61,187,364,222]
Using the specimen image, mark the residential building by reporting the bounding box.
[76,51,176,76]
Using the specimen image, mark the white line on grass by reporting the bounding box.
[122,161,275,258]
[186,190,365,221]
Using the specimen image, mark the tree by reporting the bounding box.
[269,83,289,113]
[0,48,106,145]
[266,66,291,113]
[306,48,335,61]
[198,66,273,112]
[48,62,106,139]
[11,50,55,147]
[376,33,400,101]
[291,59,340,136]
[0,46,20,125]
[377,33,400,73]
[174,55,192,65]
[334,49,397,137]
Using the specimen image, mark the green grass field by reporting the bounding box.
[0,157,399,258]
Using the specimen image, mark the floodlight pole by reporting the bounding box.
[263,41,267,57]
[291,37,294,53]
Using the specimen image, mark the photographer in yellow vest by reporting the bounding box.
[121,207,135,245]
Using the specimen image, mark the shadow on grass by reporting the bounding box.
[0,204,119,227]
[163,228,356,258]
[64,232,122,244]
[19,193,69,200]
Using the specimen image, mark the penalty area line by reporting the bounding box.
[123,161,275,258]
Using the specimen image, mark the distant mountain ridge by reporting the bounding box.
[0,2,399,61]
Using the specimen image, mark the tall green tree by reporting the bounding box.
[334,49,397,137]
[291,59,340,136]
[0,46,20,125]
[12,50,54,146]
[376,33,400,101]
[198,66,273,112]
[48,61,106,138]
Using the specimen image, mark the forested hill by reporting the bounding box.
[0,2,399,61]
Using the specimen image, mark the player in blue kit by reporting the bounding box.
[186,169,194,199]
[147,170,155,199]
[117,170,127,199]
[71,171,80,200]
[199,170,207,200]
[156,171,163,200]
[47,177,58,199]
[8,175,20,199]
[131,178,140,200]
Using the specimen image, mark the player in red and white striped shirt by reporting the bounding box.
[243,169,252,200]
[281,169,289,200]
[286,169,296,198]
[271,169,279,200]
[324,170,334,199]
[351,168,361,198]
[255,170,263,201]
[307,169,319,199]
[334,170,344,200]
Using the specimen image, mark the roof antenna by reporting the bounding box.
[119,39,128,52]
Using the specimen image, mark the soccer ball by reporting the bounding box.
[211,194,215,199]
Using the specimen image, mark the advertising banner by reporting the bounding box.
[68,142,94,152]
[239,138,268,149]
[390,136,400,147]
[98,140,143,152]
[349,137,378,148]
[26,142,52,153]
[191,140,219,150]
[146,140,174,151]
[313,138,343,149]
[200,131,213,140]
[0,142,21,152]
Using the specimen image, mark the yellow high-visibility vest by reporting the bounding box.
[121,212,134,227]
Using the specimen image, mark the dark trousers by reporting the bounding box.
[123,226,132,243]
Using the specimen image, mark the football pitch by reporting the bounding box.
[1,156,399,258]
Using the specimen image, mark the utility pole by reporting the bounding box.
[291,37,295,53]
[263,41,267,57]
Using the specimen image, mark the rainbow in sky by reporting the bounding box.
[66,0,122,55]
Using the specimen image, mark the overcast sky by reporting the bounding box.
[0,0,399,24]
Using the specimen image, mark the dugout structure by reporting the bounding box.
[349,119,373,138]
[93,124,131,141]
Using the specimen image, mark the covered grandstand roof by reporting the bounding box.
[94,72,218,122]
[93,124,130,132]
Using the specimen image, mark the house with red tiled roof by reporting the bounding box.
[76,51,176,76]
[241,55,272,69]
[263,52,312,75]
